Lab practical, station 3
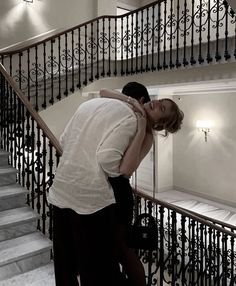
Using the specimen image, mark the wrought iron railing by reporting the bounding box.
[0,0,235,111]
[134,190,236,286]
[0,63,62,239]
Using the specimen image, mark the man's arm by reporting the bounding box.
[100,88,146,116]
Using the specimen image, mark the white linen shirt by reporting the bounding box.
[48,98,137,214]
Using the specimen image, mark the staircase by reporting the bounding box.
[0,150,55,286]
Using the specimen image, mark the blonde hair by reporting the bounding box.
[153,99,184,137]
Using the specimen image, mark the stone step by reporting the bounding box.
[0,185,28,211]
[0,167,17,187]
[0,151,9,167]
[0,263,55,286]
[0,207,39,242]
[0,231,52,281]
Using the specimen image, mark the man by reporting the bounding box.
[48,90,143,286]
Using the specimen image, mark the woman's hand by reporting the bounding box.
[127,97,146,117]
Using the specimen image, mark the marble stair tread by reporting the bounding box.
[0,207,39,229]
[0,185,28,198]
[0,263,55,286]
[0,167,17,174]
[0,151,9,166]
[0,167,17,187]
[0,232,52,267]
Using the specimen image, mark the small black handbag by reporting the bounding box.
[128,213,158,250]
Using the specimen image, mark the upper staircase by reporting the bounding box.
[1,0,236,112]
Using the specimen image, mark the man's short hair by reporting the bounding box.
[122,82,150,103]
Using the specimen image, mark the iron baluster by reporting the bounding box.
[50,40,54,105]
[198,0,204,64]
[171,211,178,285]
[65,33,69,95]
[141,9,144,72]
[57,36,62,100]
[121,16,124,75]
[114,18,117,76]
[151,5,155,70]
[145,7,150,71]
[176,0,181,67]
[222,234,228,286]
[183,0,189,66]
[159,206,165,286]
[48,142,53,241]
[21,101,26,187]
[215,230,220,286]
[126,15,129,74]
[83,25,88,85]
[35,47,39,111]
[77,27,81,88]
[215,0,221,61]
[157,2,162,70]
[95,20,99,79]
[135,11,139,73]
[208,228,213,284]
[190,0,196,65]
[224,0,230,60]
[102,18,105,77]
[42,43,47,109]
[71,30,75,91]
[199,224,204,285]
[169,0,175,69]
[131,13,134,74]
[36,125,42,231]
[13,89,17,168]
[107,18,111,76]
[41,132,47,235]
[89,22,94,82]
[31,118,35,210]
[27,50,31,101]
[207,0,213,63]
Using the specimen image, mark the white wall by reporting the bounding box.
[97,0,117,16]
[0,0,97,49]
[173,92,236,206]
[228,0,236,13]
[39,90,89,140]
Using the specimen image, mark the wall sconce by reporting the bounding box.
[23,0,33,3]
[196,120,212,142]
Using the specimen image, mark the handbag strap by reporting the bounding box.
[133,213,156,227]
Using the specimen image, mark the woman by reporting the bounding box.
[100,83,184,286]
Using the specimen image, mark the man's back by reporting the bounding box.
[48,98,137,214]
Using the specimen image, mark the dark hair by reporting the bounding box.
[153,99,184,137]
[122,82,151,103]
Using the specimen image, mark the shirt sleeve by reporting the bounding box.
[96,115,137,177]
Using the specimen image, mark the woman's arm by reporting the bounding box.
[119,113,153,177]
[100,88,146,116]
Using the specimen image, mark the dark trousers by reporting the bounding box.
[52,204,125,286]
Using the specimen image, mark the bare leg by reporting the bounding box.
[115,224,146,286]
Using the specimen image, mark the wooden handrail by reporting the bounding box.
[134,190,236,238]
[0,0,164,56]
[0,63,63,156]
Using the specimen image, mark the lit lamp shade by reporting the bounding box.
[196,120,212,129]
